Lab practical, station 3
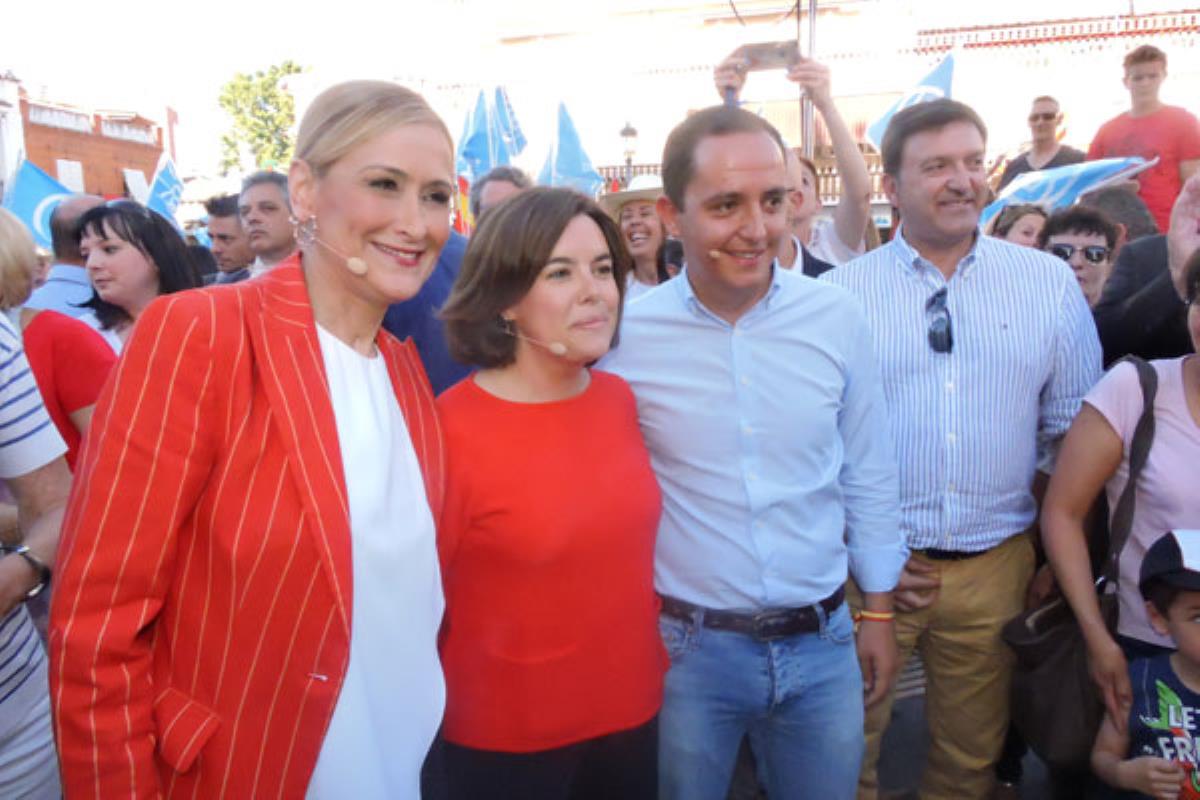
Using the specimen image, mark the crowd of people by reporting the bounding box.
[0,38,1197,800]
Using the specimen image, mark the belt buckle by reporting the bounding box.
[751,610,791,641]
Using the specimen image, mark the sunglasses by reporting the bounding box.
[925,287,953,354]
[1028,112,1059,123]
[1048,243,1110,265]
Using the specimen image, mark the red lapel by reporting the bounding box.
[245,256,353,637]
[377,333,444,520]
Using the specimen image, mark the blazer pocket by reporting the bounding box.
[153,686,221,774]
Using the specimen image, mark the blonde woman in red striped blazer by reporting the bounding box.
[48,81,454,799]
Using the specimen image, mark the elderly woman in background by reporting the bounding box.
[601,175,672,300]
[1038,206,1120,308]
[77,199,201,349]
[50,80,453,799]
[436,187,664,800]
[0,209,115,471]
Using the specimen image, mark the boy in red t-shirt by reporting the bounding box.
[1088,45,1200,232]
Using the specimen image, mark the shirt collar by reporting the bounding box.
[678,262,785,323]
[890,225,984,281]
[45,263,90,284]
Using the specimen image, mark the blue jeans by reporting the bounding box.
[657,602,864,800]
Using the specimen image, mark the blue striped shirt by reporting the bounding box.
[0,313,66,723]
[601,267,905,610]
[822,231,1102,552]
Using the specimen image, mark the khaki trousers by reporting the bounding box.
[852,533,1035,800]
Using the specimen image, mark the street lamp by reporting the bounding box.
[620,121,638,187]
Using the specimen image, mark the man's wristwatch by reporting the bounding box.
[0,544,51,599]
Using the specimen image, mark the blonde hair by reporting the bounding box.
[0,208,38,310]
[295,80,453,177]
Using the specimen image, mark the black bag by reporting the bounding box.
[1003,356,1158,770]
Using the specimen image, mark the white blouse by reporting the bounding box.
[306,326,444,800]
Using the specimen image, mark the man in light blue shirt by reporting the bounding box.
[25,194,102,324]
[822,99,1102,799]
[602,104,905,800]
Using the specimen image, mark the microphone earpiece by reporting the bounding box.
[499,321,568,356]
[345,256,368,276]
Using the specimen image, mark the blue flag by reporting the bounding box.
[147,156,184,221]
[538,102,602,196]
[866,53,955,151]
[455,88,528,186]
[456,91,492,182]
[493,87,527,159]
[1,161,72,250]
[980,157,1154,229]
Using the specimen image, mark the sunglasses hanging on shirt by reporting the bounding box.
[925,287,953,354]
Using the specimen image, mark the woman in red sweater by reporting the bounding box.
[437,187,664,799]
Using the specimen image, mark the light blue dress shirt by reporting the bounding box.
[822,231,1102,552]
[25,264,92,318]
[600,266,905,611]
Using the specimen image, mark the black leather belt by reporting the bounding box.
[659,587,845,641]
[918,547,993,561]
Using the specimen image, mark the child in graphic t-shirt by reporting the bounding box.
[1094,530,1200,800]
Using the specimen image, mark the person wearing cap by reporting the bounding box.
[1092,529,1200,798]
[601,175,673,300]
[1043,246,1200,735]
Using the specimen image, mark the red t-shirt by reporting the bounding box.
[437,370,665,752]
[1087,105,1200,231]
[23,309,117,469]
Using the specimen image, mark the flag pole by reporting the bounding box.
[800,0,816,160]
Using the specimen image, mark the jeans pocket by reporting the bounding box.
[658,615,697,662]
[821,604,855,645]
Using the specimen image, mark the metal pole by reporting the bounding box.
[800,0,816,159]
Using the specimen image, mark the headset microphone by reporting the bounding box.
[500,323,568,356]
[708,249,722,260]
[311,233,369,276]
[517,333,568,356]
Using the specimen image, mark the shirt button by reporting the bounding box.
[740,376,750,386]
[742,423,753,434]
[748,472,758,481]
[948,482,957,492]
[947,432,957,445]
[945,381,955,392]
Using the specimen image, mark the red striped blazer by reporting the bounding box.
[48,256,445,799]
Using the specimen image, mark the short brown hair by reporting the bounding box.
[661,105,787,210]
[1038,206,1120,250]
[881,99,988,176]
[442,187,631,368]
[1124,45,1166,71]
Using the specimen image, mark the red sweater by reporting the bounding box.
[437,370,665,752]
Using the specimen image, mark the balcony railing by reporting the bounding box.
[598,149,890,207]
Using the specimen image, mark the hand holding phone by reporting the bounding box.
[731,41,802,72]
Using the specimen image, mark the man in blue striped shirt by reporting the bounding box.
[602,104,905,800]
[823,99,1102,799]
[0,306,71,797]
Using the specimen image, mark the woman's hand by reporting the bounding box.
[1087,633,1132,733]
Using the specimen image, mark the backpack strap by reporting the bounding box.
[1102,356,1158,586]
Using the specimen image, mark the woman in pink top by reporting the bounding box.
[1042,250,1200,726]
